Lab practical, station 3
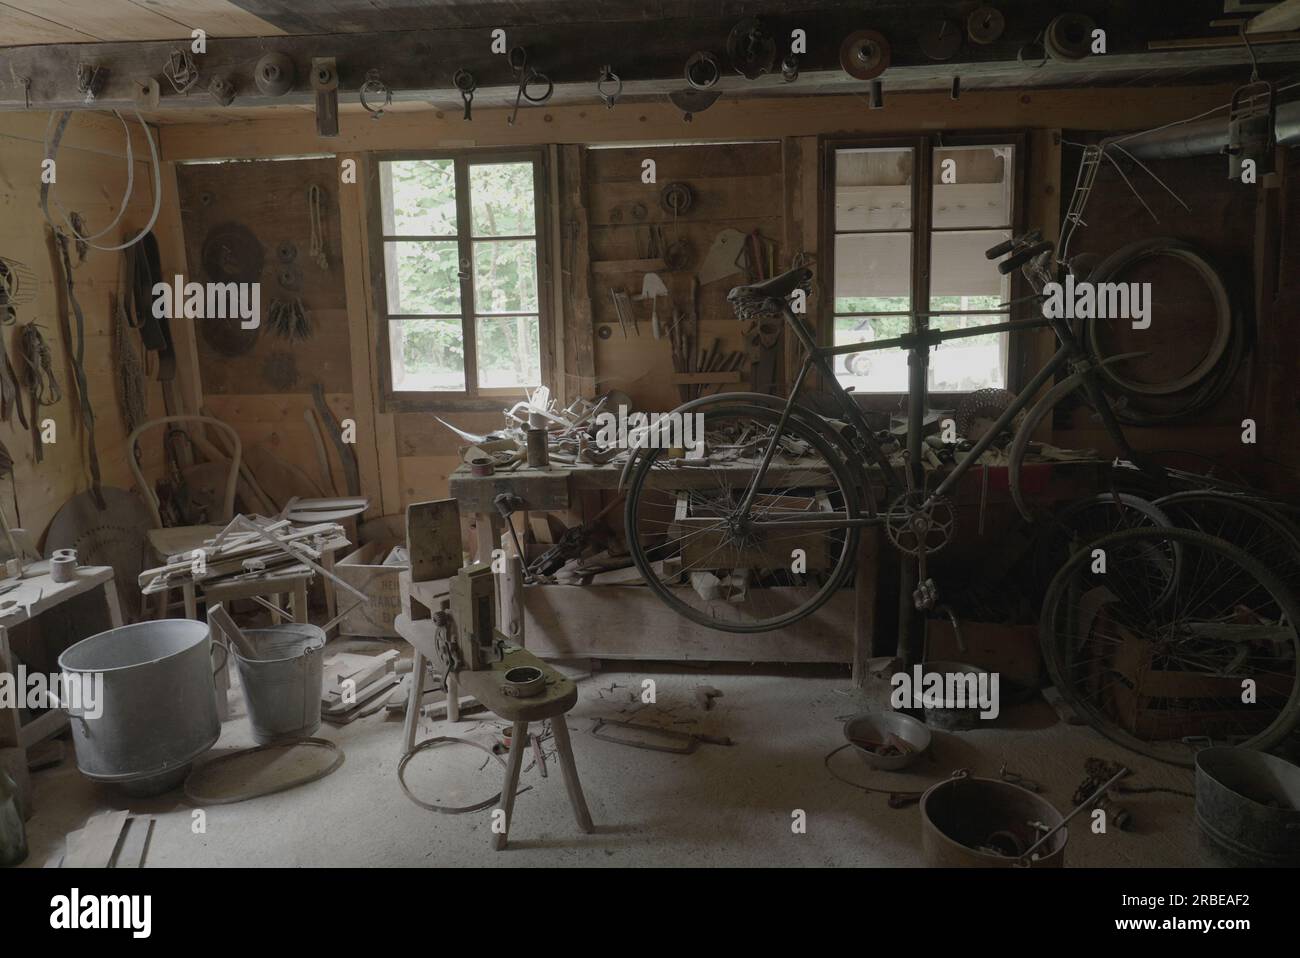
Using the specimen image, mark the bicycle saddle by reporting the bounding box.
[727,265,812,320]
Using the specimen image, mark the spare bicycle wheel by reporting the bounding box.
[1041,526,1300,766]
[1156,490,1300,597]
[625,403,861,634]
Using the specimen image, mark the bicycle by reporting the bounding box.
[621,227,1157,635]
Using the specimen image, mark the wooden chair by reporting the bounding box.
[128,414,242,584]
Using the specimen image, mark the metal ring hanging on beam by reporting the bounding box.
[597,64,622,110]
[684,51,721,90]
[359,68,392,119]
[839,30,891,81]
[660,181,694,215]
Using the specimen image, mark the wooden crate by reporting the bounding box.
[336,541,407,638]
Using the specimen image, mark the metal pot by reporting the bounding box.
[920,773,1067,867]
[1195,746,1300,865]
[58,619,220,796]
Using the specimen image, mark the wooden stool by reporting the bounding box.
[394,614,593,851]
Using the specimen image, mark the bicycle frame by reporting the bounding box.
[736,297,1145,530]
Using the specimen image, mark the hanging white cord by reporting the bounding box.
[40,109,163,253]
[308,184,328,270]
[43,110,133,243]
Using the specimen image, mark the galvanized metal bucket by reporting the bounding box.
[233,624,325,745]
[1195,746,1300,865]
[58,619,220,796]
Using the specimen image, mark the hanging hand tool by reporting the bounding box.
[507,47,553,127]
[637,272,669,339]
[454,69,476,120]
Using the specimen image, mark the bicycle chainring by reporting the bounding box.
[884,494,956,556]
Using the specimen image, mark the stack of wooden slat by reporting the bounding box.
[137,516,347,596]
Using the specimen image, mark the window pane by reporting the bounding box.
[835,147,913,231]
[470,162,536,237]
[833,232,911,313]
[390,318,466,392]
[833,315,910,392]
[384,241,460,315]
[380,159,457,235]
[930,314,1007,390]
[932,145,1013,229]
[476,315,541,389]
[474,240,539,313]
[929,229,1010,311]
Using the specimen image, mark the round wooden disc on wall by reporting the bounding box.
[839,30,891,81]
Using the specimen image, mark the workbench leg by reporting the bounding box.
[292,579,310,624]
[474,511,501,566]
[270,593,283,625]
[321,549,338,635]
[493,719,528,851]
[500,535,524,644]
[402,650,425,756]
[0,627,20,751]
[101,578,125,628]
[851,527,879,689]
[183,582,198,620]
[551,716,594,833]
[446,670,461,723]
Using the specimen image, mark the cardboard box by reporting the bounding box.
[336,541,407,638]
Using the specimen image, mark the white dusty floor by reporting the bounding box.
[21,649,1217,868]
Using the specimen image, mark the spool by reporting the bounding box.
[470,457,494,477]
[50,549,78,583]
[526,429,549,468]
[1045,13,1095,61]
[502,666,545,698]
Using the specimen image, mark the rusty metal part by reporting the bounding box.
[311,57,339,137]
[669,88,720,121]
[660,181,694,215]
[967,6,1006,45]
[684,51,721,90]
[469,457,494,477]
[839,30,891,81]
[207,75,236,106]
[726,17,776,79]
[359,68,392,119]
[254,52,295,96]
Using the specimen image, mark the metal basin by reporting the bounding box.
[920,660,990,731]
[843,711,932,770]
[58,619,220,796]
[921,774,1067,867]
[1195,746,1300,865]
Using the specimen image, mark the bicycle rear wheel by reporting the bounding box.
[625,403,862,633]
[1041,526,1300,765]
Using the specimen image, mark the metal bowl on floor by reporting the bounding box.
[920,660,990,731]
[843,711,932,770]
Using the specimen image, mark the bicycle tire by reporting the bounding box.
[1040,526,1300,766]
[618,390,881,516]
[1085,238,1234,398]
[625,402,862,634]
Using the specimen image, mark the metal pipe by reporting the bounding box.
[1122,98,1300,159]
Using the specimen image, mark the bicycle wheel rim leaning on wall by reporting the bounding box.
[1084,238,1236,400]
[625,403,862,634]
[1040,526,1300,766]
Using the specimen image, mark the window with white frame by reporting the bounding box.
[829,138,1018,394]
[376,152,546,401]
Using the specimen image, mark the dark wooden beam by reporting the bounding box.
[1,6,1295,113]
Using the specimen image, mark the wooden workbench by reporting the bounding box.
[0,562,123,811]
[447,454,1103,679]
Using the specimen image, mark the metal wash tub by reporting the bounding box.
[58,619,221,796]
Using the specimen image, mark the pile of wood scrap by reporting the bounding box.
[321,649,400,724]
[137,515,362,607]
[54,810,154,868]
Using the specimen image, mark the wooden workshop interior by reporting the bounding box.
[1,0,1300,875]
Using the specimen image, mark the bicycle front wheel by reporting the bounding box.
[625,403,862,633]
[1041,526,1300,765]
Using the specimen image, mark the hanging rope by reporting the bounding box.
[53,229,104,509]
[308,184,329,271]
[19,322,59,464]
[112,291,147,437]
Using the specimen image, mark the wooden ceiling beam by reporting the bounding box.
[1,13,1296,113]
